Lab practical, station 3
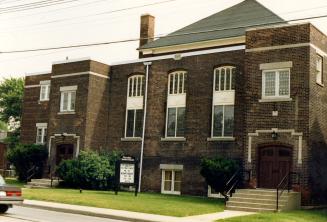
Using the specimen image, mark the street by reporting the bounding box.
[0,206,126,222]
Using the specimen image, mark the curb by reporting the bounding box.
[22,203,157,222]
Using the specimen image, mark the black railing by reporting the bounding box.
[26,165,38,182]
[225,169,251,200]
[49,166,59,188]
[276,172,300,211]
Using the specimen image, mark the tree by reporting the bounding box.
[200,156,239,199]
[0,77,24,124]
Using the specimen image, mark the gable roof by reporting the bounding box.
[140,0,286,50]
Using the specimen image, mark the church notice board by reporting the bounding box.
[115,156,139,196]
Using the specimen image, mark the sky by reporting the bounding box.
[1,0,327,78]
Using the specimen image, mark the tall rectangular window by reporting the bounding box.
[214,66,236,91]
[316,55,323,85]
[36,125,47,144]
[126,109,143,138]
[128,75,144,97]
[161,170,182,195]
[212,105,234,137]
[166,107,185,137]
[60,91,76,112]
[168,71,187,95]
[39,81,50,101]
[262,69,290,99]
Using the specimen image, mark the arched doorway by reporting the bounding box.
[258,145,292,188]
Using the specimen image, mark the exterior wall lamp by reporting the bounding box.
[271,131,278,140]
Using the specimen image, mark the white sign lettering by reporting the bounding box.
[120,163,135,184]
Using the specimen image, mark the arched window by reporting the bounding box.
[165,71,187,138]
[211,66,236,138]
[124,74,145,138]
[168,71,187,95]
[128,75,145,97]
[214,66,235,91]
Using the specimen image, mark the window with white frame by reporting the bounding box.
[316,54,323,85]
[161,170,182,195]
[36,123,47,144]
[166,71,187,138]
[213,105,234,137]
[60,86,77,112]
[128,75,145,97]
[168,71,187,95]
[125,109,143,138]
[166,107,185,137]
[39,80,50,101]
[262,69,290,99]
[214,66,235,91]
[211,66,235,139]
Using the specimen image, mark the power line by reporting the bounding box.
[1,13,327,54]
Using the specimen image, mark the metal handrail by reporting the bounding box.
[276,172,300,211]
[225,169,251,199]
[26,165,38,182]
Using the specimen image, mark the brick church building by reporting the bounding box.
[21,0,327,204]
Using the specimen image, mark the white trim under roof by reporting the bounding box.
[140,36,245,55]
[112,45,245,66]
[52,57,91,65]
[25,71,51,77]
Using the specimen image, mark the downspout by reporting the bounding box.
[138,61,152,192]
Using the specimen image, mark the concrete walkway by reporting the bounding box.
[22,199,255,222]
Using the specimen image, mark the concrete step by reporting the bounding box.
[226,201,284,209]
[225,205,276,212]
[229,197,287,205]
[232,192,288,200]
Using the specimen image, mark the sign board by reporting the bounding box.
[119,163,135,184]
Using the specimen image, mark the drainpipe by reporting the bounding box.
[138,61,152,193]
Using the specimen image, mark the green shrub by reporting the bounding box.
[56,151,121,190]
[200,156,239,198]
[7,144,48,181]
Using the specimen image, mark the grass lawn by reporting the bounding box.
[5,177,26,187]
[23,188,224,217]
[220,209,327,222]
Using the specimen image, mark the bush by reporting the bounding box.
[56,151,121,190]
[7,144,48,181]
[200,156,239,198]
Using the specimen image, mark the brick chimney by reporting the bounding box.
[139,14,155,56]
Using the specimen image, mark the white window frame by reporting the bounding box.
[39,81,50,101]
[60,86,77,112]
[211,105,234,138]
[168,71,187,95]
[128,75,144,97]
[165,106,185,138]
[316,54,323,85]
[214,66,235,92]
[36,123,47,145]
[262,68,290,99]
[124,108,143,138]
[161,169,182,195]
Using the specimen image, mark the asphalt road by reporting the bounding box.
[0,206,126,222]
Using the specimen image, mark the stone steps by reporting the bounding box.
[25,178,60,188]
[226,188,301,212]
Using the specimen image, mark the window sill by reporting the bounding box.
[207,137,235,141]
[161,191,181,195]
[57,111,76,115]
[316,82,324,87]
[121,137,142,142]
[161,137,186,142]
[259,98,292,103]
[39,99,49,103]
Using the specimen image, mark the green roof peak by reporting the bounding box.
[140,0,286,50]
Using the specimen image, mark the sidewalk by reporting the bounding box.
[22,199,255,222]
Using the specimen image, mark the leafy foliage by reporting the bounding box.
[0,78,24,123]
[6,144,48,181]
[56,151,121,190]
[200,156,239,197]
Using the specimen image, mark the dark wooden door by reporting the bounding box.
[258,146,292,188]
[56,144,74,165]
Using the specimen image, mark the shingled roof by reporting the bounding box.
[140,0,286,50]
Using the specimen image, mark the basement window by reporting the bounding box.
[161,170,182,195]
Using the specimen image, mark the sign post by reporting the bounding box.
[115,156,139,196]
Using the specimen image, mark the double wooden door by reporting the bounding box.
[56,144,74,165]
[258,146,292,188]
